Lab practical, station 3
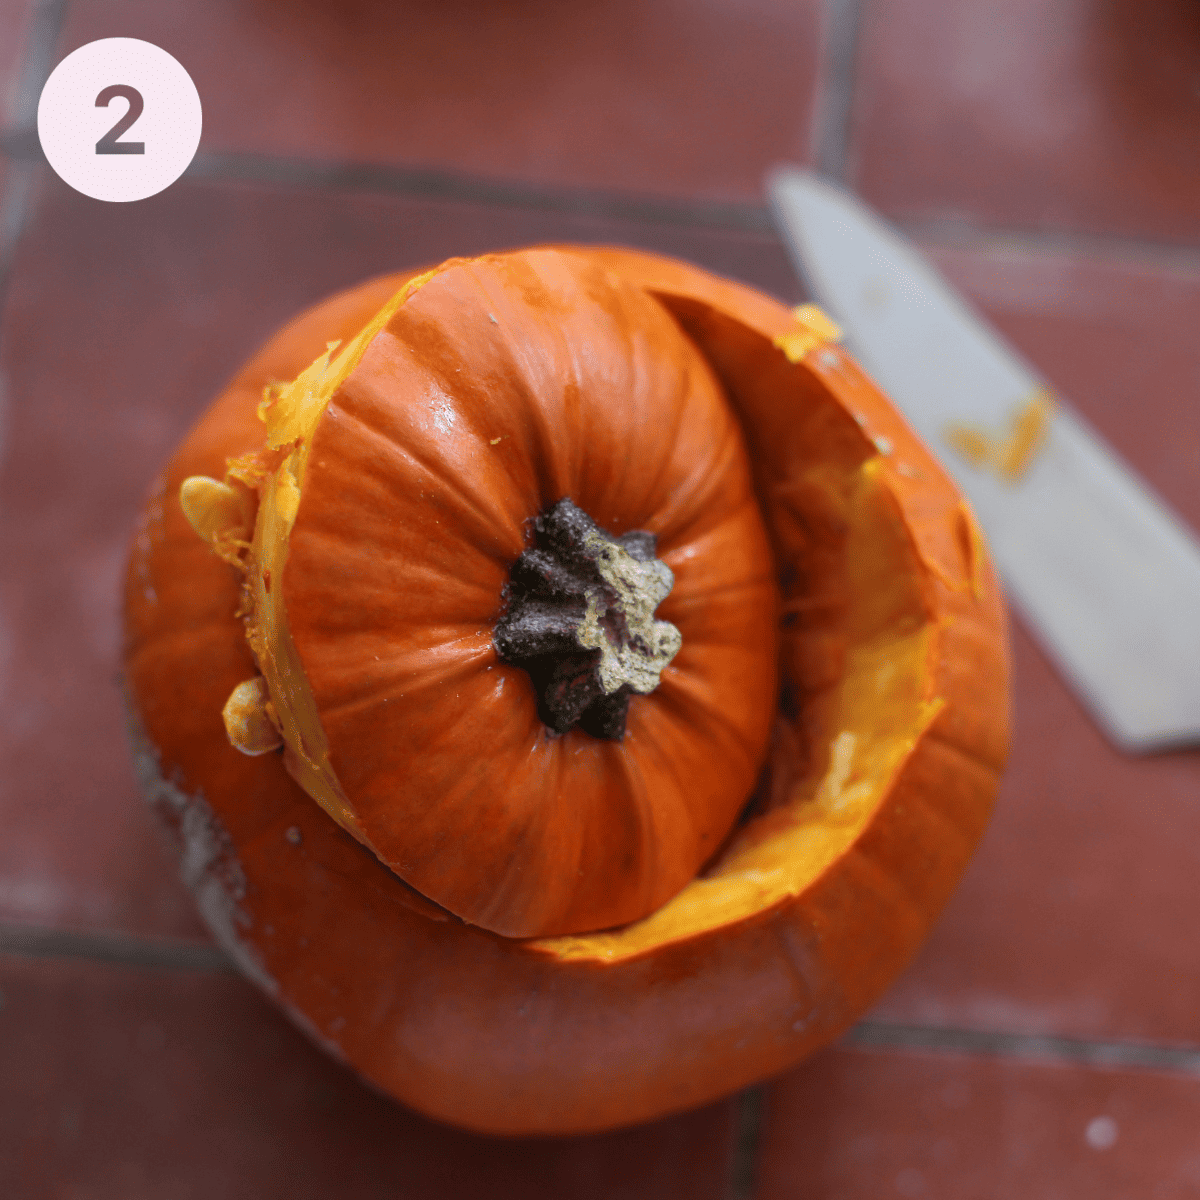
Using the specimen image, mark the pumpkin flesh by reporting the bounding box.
[240,280,427,825]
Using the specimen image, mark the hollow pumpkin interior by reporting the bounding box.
[540,456,940,960]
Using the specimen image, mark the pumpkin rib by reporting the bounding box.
[314,639,497,736]
[326,349,529,567]
[464,774,569,934]
[638,410,747,546]
[283,535,503,640]
[651,665,770,767]
[664,589,781,636]
[608,741,673,927]
[906,721,1007,845]
[924,628,1011,776]
[592,325,696,528]
[408,255,601,516]
[625,695,737,869]
[847,787,973,918]
[659,490,776,583]
[927,707,1010,777]
[459,270,580,509]
[307,633,499,724]
[854,732,993,907]
[124,617,250,672]
[831,837,930,945]
[664,575,780,619]
[291,626,497,712]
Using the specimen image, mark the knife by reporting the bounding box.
[767,167,1200,752]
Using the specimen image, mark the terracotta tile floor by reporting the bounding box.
[758,1047,1200,1199]
[2,2,1199,1196]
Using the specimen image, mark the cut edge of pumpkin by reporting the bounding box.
[181,268,438,840]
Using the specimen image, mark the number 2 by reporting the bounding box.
[95,84,145,154]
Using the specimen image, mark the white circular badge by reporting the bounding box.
[37,38,202,202]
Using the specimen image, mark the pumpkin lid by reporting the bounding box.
[183,249,780,938]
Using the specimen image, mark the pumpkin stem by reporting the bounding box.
[495,498,682,739]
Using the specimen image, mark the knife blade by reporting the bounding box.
[767,167,1200,751]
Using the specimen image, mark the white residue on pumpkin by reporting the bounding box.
[127,707,277,998]
[432,399,457,433]
[282,1003,351,1065]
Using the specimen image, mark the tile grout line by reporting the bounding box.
[186,150,779,232]
[4,922,1200,1079]
[7,131,1199,281]
[5,111,1200,277]
[0,0,68,305]
[10,0,70,130]
[726,1085,764,1200]
[811,0,865,183]
[847,1020,1200,1075]
[0,134,779,235]
[0,160,34,301]
[0,922,235,973]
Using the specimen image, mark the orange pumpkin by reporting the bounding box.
[123,246,1009,1135]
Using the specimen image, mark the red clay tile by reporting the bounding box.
[0,168,796,940]
[54,0,823,201]
[853,0,1200,243]
[0,952,737,1199]
[759,1046,1200,1200]
[869,239,1200,1046]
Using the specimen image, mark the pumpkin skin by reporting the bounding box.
[123,246,1009,1136]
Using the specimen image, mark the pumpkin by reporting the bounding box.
[123,246,1009,1136]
